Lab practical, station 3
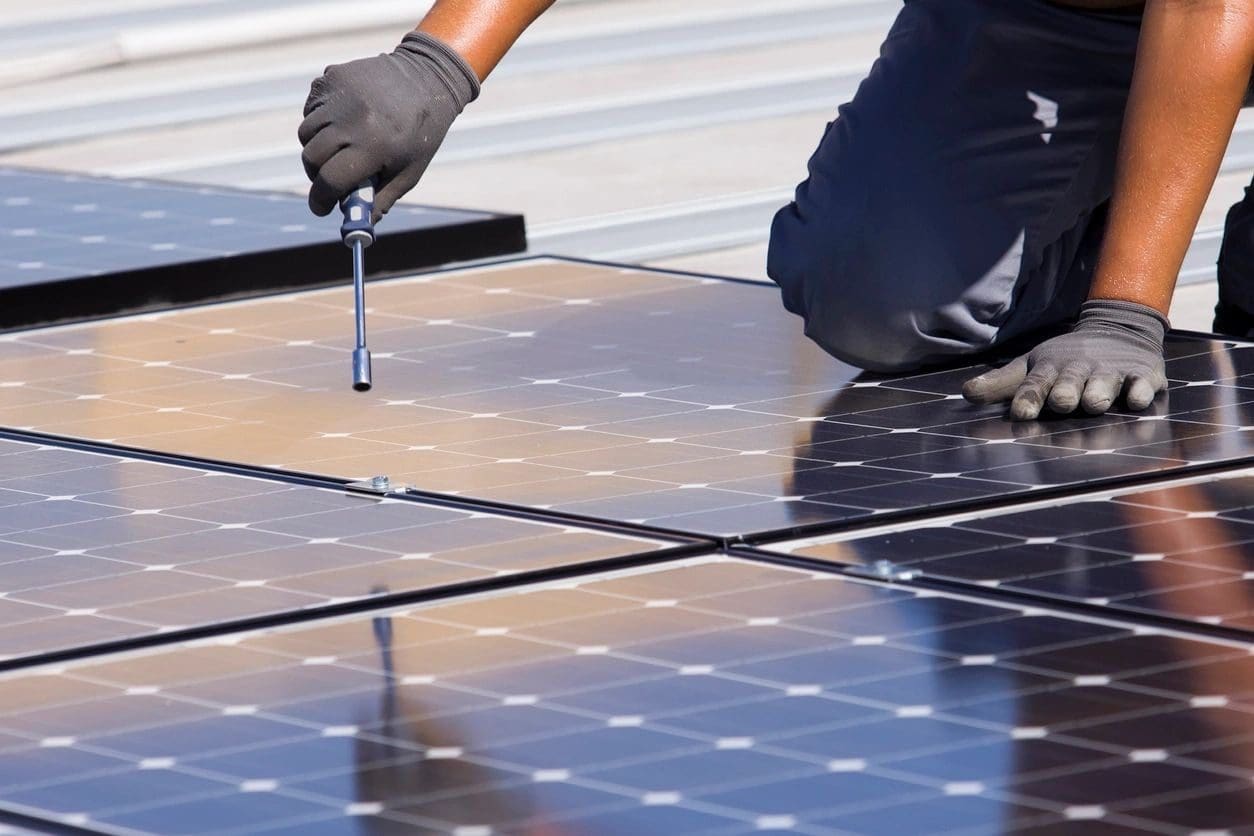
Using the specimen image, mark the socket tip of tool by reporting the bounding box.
[352,347,373,392]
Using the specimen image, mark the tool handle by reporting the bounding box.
[340,180,376,247]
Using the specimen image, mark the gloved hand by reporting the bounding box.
[299,31,480,222]
[962,299,1169,421]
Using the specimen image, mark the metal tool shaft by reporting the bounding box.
[340,181,377,392]
[351,238,372,391]
[352,239,367,346]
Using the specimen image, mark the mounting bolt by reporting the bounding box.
[370,475,390,491]
[847,559,917,584]
[870,560,896,578]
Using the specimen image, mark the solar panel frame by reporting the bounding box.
[1,255,1252,544]
[0,436,705,672]
[3,188,1254,836]
[747,467,1254,640]
[0,556,1249,836]
[0,166,527,331]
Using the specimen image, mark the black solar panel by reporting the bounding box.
[1,257,1250,539]
[0,437,685,666]
[764,469,1254,633]
[2,247,1252,836]
[0,167,526,330]
[0,558,1248,835]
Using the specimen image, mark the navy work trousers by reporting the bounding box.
[768,0,1253,372]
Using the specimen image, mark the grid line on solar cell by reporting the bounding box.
[764,467,1254,634]
[2,257,1253,539]
[0,437,682,667]
[0,557,1249,835]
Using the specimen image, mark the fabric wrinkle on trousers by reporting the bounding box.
[767,0,1250,373]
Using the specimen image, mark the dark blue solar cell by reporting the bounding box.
[0,560,1249,835]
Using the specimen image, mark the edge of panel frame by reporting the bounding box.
[0,166,527,331]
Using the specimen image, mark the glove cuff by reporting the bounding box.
[398,31,481,110]
[1077,299,1169,349]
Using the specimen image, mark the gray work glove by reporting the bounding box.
[299,31,479,222]
[963,300,1169,421]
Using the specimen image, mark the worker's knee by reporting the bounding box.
[800,282,967,375]
[768,206,1004,374]
[818,307,945,374]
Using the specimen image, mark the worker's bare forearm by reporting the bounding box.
[417,0,557,81]
[1090,0,1254,314]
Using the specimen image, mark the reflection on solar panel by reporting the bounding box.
[762,469,1254,633]
[0,558,1249,835]
[0,167,526,329]
[2,252,1252,835]
[2,257,1252,538]
[0,438,682,665]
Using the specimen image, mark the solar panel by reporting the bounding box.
[761,468,1254,633]
[0,437,685,666]
[0,167,526,329]
[0,557,1248,835]
[2,257,1251,538]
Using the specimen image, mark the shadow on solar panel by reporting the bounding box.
[769,469,1254,633]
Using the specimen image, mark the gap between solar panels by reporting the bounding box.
[1,425,1249,672]
[0,807,99,836]
[0,434,715,675]
[2,421,1243,671]
[734,545,1254,648]
[0,554,1251,836]
[736,465,1254,643]
[2,255,1252,544]
[0,426,721,545]
[3,423,1253,557]
[2,254,1253,673]
[0,540,714,676]
[731,453,1254,547]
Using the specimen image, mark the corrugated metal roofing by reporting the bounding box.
[0,0,1248,328]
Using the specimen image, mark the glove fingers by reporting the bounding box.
[372,165,426,223]
[1046,362,1091,414]
[1010,363,1059,421]
[297,99,335,146]
[307,149,370,217]
[1124,373,1161,411]
[1081,371,1124,415]
[302,70,336,118]
[300,127,347,184]
[962,356,1029,404]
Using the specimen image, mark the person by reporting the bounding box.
[299,0,1254,421]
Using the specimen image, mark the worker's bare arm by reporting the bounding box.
[300,1,559,218]
[418,0,558,81]
[967,0,1254,420]
[1090,0,1254,313]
